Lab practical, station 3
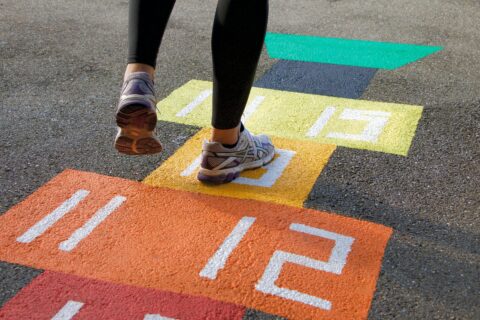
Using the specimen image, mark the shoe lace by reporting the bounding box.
[243,129,258,160]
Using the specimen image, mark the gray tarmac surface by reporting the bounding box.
[1,0,479,319]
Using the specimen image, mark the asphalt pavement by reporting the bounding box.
[1,0,479,319]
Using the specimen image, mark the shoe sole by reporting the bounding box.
[114,104,162,155]
[197,149,276,184]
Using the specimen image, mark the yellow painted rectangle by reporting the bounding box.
[143,128,336,207]
[157,80,423,156]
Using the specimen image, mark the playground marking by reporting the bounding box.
[16,192,126,252]
[144,315,176,320]
[0,271,245,320]
[200,216,256,280]
[0,170,392,320]
[306,106,337,137]
[16,189,90,244]
[176,89,212,117]
[254,60,377,98]
[324,109,391,143]
[255,223,354,311]
[144,128,335,207]
[58,195,126,252]
[181,149,296,188]
[156,80,423,155]
[51,300,84,320]
[234,149,295,187]
[243,95,266,122]
[264,32,443,70]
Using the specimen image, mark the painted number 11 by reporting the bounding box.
[199,217,355,311]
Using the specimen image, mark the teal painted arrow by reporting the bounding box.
[265,33,443,70]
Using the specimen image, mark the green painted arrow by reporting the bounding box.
[265,33,443,70]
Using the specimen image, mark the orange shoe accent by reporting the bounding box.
[0,170,392,320]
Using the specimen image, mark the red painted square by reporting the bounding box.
[0,271,245,320]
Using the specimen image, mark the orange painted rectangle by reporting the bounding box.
[0,170,392,320]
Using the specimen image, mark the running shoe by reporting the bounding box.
[197,127,275,184]
[114,72,162,155]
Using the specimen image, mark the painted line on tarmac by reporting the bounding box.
[265,32,443,70]
[16,189,90,244]
[58,195,126,252]
[199,216,257,280]
[0,271,245,320]
[1,32,426,320]
[0,170,392,320]
[144,128,335,207]
[254,60,377,98]
[156,80,423,156]
[51,300,84,320]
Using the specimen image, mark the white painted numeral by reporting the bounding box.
[181,149,295,188]
[327,109,391,143]
[200,217,355,311]
[51,300,84,320]
[17,190,126,252]
[176,90,212,117]
[17,190,90,243]
[176,91,264,120]
[59,196,126,252]
[255,223,354,310]
[243,96,265,122]
[306,106,336,137]
[51,301,176,320]
[144,315,176,320]
[199,217,256,280]
[233,149,295,187]
[181,154,202,177]
[307,107,391,143]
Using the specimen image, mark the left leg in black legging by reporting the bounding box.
[211,0,269,130]
[127,0,176,69]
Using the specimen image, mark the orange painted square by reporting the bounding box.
[0,170,392,320]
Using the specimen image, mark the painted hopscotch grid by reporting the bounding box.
[0,271,245,320]
[254,60,378,98]
[156,80,423,156]
[143,128,335,207]
[0,170,392,320]
[264,33,443,70]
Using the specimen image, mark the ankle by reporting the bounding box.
[124,63,155,81]
[211,124,241,145]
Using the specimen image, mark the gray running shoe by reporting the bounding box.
[115,72,162,155]
[197,127,275,184]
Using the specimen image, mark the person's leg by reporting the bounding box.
[198,0,274,183]
[210,0,269,145]
[126,0,176,79]
[115,0,176,155]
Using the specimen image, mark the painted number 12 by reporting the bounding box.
[199,216,355,311]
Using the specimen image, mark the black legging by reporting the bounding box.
[128,0,269,130]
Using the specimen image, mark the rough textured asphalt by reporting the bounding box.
[1,0,479,319]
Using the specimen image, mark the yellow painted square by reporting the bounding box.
[143,128,335,207]
[157,80,423,156]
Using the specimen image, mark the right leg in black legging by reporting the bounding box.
[211,0,269,130]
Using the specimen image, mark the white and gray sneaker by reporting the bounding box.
[197,127,275,184]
